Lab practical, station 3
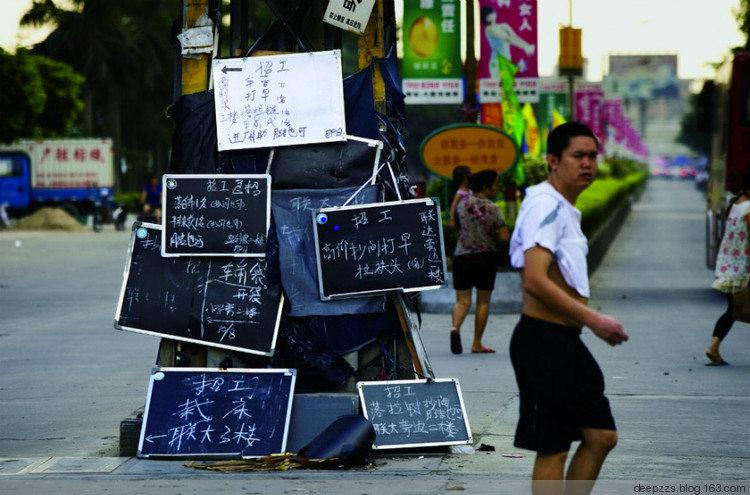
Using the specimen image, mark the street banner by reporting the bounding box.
[481,102,503,128]
[498,56,525,185]
[574,82,604,149]
[478,0,538,103]
[402,0,463,104]
[538,82,569,152]
[323,0,376,35]
[522,102,540,157]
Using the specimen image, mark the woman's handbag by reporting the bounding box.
[732,287,750,323]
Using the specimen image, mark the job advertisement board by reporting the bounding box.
[114,222,283,356]
[212,50,347,151]
[138,368,296,458]
[161,174,271,257]
[357,378,472,449]
[312,198,447,300]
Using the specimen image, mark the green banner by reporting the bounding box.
[402,0,462,79]
[538,85,569,152]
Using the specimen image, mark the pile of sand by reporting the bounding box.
[11,208,87,232]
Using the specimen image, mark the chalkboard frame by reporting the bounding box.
[160,173,272,258]
[138,367,297,459]
[357,378,472,450]
[312,198,448,300]
[212,49,347,151]
[114,222,284,356]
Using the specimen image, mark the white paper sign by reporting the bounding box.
[323,0,376,35]
[212,50,347,152]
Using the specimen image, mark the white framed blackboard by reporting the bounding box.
[212,50,347,151]
[161,174,271,257]
[312,198,448,300]
[114,222,283,356]
[138,367,296,458]
[357,378,472,449]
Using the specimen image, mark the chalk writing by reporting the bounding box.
[313,199,447,299]
[358,379,472,449]
[115,222,283,356]
[213,50,347,151]
[162,174,270,257]
[139,369,296,458]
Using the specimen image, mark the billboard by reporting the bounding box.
[402,0,464,104]
[607,54,680,99]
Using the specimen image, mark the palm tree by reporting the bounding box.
[21,0,178,190]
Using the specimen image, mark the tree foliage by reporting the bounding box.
[0,48,84,143]
[21,0,180,191]
[735,0,750,50]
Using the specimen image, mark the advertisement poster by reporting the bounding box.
[402,0,463,104]
[478,0,538,103]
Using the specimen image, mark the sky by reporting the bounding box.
[1,0,746,82]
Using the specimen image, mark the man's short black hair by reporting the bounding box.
[470,170,498,193]
[546,122,599,160]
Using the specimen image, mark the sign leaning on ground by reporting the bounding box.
[312,198,447,300]
[161,174,271,257]
[358,378,472,449]
[212,50,347,151]
[138,368,296,458]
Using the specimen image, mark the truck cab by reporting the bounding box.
[0,152,32,211]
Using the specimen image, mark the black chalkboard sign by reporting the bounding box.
[312,198,447,300]
[161,174,271,257]
[357,378,472,449]
[114,222,283,356]
[138,368,296,458]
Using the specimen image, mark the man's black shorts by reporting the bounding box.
[452,252,498,291]
[509,314,616,453]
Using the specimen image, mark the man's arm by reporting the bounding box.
[523,246,628,346]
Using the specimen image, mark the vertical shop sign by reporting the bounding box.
[402,0,463,104]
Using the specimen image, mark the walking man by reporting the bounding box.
[508,122,629,495]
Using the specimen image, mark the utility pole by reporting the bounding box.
[558,0,582,120]
[462,0,478,122]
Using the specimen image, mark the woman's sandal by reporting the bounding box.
[450,329,462,354]
[471,346,496,354]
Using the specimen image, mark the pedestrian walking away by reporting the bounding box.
[449,165,472,231]
[450,169,510,355]
[508,122,629,495]
[706,172,750,366]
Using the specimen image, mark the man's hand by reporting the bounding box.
[590,314,629,346]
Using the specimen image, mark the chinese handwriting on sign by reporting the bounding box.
[159,374,265,452]
[217,59,306,146]
[367,385,463,439]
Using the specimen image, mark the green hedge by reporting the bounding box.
[429,156,648,258]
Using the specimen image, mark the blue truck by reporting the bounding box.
[0,138,124,229]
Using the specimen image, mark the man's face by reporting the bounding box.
[548,136,598,192]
